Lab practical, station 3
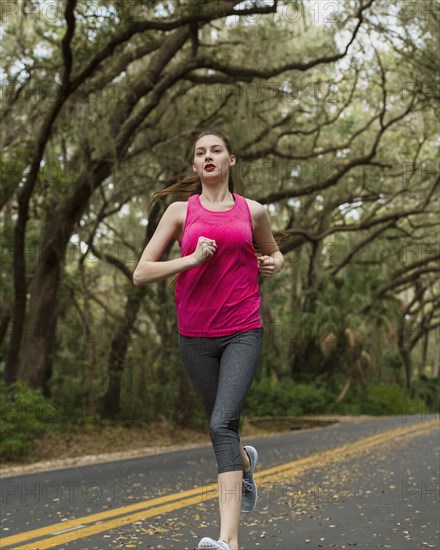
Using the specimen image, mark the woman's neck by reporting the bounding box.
[199,188,234,205]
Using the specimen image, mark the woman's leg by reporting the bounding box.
[179,334,221,423]
[179,330,262,471]
[209,328,264,474]
[217,470,242,550]
[211,327,264,548]
[179,335,242,549]
[179,328,264,549]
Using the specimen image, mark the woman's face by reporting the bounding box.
[193,135,236,182]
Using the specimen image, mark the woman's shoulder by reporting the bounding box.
[167,200,189,241]
[167,200,188,219]
[240,195,265,230]
[242,196,265,217]
[242,196,261,209]
[169,200,189,209]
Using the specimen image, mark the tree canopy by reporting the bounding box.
[1,0,438,423]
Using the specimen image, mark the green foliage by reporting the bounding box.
[1,0,437,437]
[0,381,53,460]
[335,382,409,416]
[409,375,440,413]
[120,380,178,423]
[362,383,409,415]
[245,376,438,420]
[48,350,103,426]
[245,377,333,418]
[381,351,406,384]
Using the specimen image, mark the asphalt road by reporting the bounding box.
[1,414,438,550]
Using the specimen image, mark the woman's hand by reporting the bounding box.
[192,236,217,266]
[258,255,282,278]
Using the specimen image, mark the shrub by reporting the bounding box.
[245,377,333,419]
[0,380,53,461]
[363,382,409,415]
[409,375,440,413]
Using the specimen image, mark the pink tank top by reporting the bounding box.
[175,192,263,337]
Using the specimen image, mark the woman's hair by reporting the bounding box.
[149,129,288,287]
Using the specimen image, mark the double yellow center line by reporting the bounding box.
[1,420,436,549]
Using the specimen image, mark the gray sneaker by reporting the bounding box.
[198,537,231,550]
[241,445,258,512]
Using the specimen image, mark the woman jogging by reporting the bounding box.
[133,130,285,550]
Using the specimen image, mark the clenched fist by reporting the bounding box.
[192,236,217,266]
[258,255,281,278]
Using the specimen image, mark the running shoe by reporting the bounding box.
[198,537,231,550]
[242,445,258,512]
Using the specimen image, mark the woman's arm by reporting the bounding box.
[133,203,197,285]
[252,203,285,278]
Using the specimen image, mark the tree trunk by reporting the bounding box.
[287,252,301,379]
[290,242,320,380]
[101,286,145,420]
[290,338,315,379]
[401,347,412,389]
[101,199,171,420]
[16,242,62,391]
[420,330,429,376]
[398,321,412,389]
[4,211,30,384]
[15,161,112,389]
[0,314,11,348]
[258,277,282,380]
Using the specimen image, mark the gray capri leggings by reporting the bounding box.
[179,327,264,474]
